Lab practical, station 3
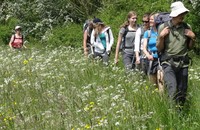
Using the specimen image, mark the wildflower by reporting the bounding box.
[152,88,159,93]
[23,59,29,65]
[115,122,120,126]
[90,102,94,105]
[84,106,89,111]
[84,124,91,129]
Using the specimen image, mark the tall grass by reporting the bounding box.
[0,46,199,129]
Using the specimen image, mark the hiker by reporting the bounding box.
[115,11,139,72]
[143,13,159,85]
[9,26,26,50]
[83,19,94,57]
[90,18,114,65]
[157,1,196,106]
[134,13,150,74]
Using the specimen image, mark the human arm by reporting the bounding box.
[142,31,154,60]
[143,38,153,60]
[184,29,196,49]
[134,28,141,64]
[114,33,123,64]
[83,30,88,56]
[8,35,14,49]
[156,25,170,52]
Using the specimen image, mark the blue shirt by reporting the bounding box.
[99,33,106,49]
[144,29,158,58]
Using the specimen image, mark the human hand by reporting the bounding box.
[160,27,170,38]
[114,58,118,64]
[147,54,154,61]
[84,51,88,56]
[185,29,195,40]
[107,50,110,55]
[135,57,140,64]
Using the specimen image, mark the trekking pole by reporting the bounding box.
[147,60,153,78]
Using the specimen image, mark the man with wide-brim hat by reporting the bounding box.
[156,1,196,108]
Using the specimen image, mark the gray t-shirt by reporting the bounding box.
[120,27,136,54]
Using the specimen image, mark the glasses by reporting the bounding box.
[142,20,149,23]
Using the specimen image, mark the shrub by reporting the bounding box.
[41,23,82,48]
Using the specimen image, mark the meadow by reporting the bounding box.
[0,45,200,130]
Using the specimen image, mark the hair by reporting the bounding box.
[149,13,159,30]
[94,23,106,37]
[149,13,159,22]
[143,13,150,20]
[120,11,137,28]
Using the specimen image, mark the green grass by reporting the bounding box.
[0,45,200,129]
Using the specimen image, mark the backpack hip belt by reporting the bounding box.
[161,54,190,66]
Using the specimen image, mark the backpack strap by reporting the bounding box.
[22,35,24,45]
[12,34,16,43]
[122,26,134,49]
[122,27,128,49]
[146,30,151,46]
[94,27,111,43]
[106,29,110,43]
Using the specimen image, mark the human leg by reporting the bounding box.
[162,64,177,100]
[175,67,188,106]
[122,52,134,71]
[102,52,109,65]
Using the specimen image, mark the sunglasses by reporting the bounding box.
[142,20,149,23]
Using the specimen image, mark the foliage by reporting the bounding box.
[0,0,200,50]
[0,18,19,45]
[41,23,82,48]
[0,46,200,129]
[0,0,101,43]
[186,0,200,54]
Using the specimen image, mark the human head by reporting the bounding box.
[85,19,93,29]
[142,13,150,30]
[93,18,103,24]
[169,1,189,18]
[15,25,22,31]
[149,13,158,28]
[127,11,137,25]
[93,18,105,29]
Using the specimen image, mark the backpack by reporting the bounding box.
[83,20,90,32]
[83,20,93,44]
[120,25,138,51]
[154,12,171,28]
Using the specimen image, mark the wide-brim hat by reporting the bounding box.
[93,18,104,24]
[15,25,22,30]
[170,1,189,17]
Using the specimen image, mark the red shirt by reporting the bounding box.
[11,35,23,48]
